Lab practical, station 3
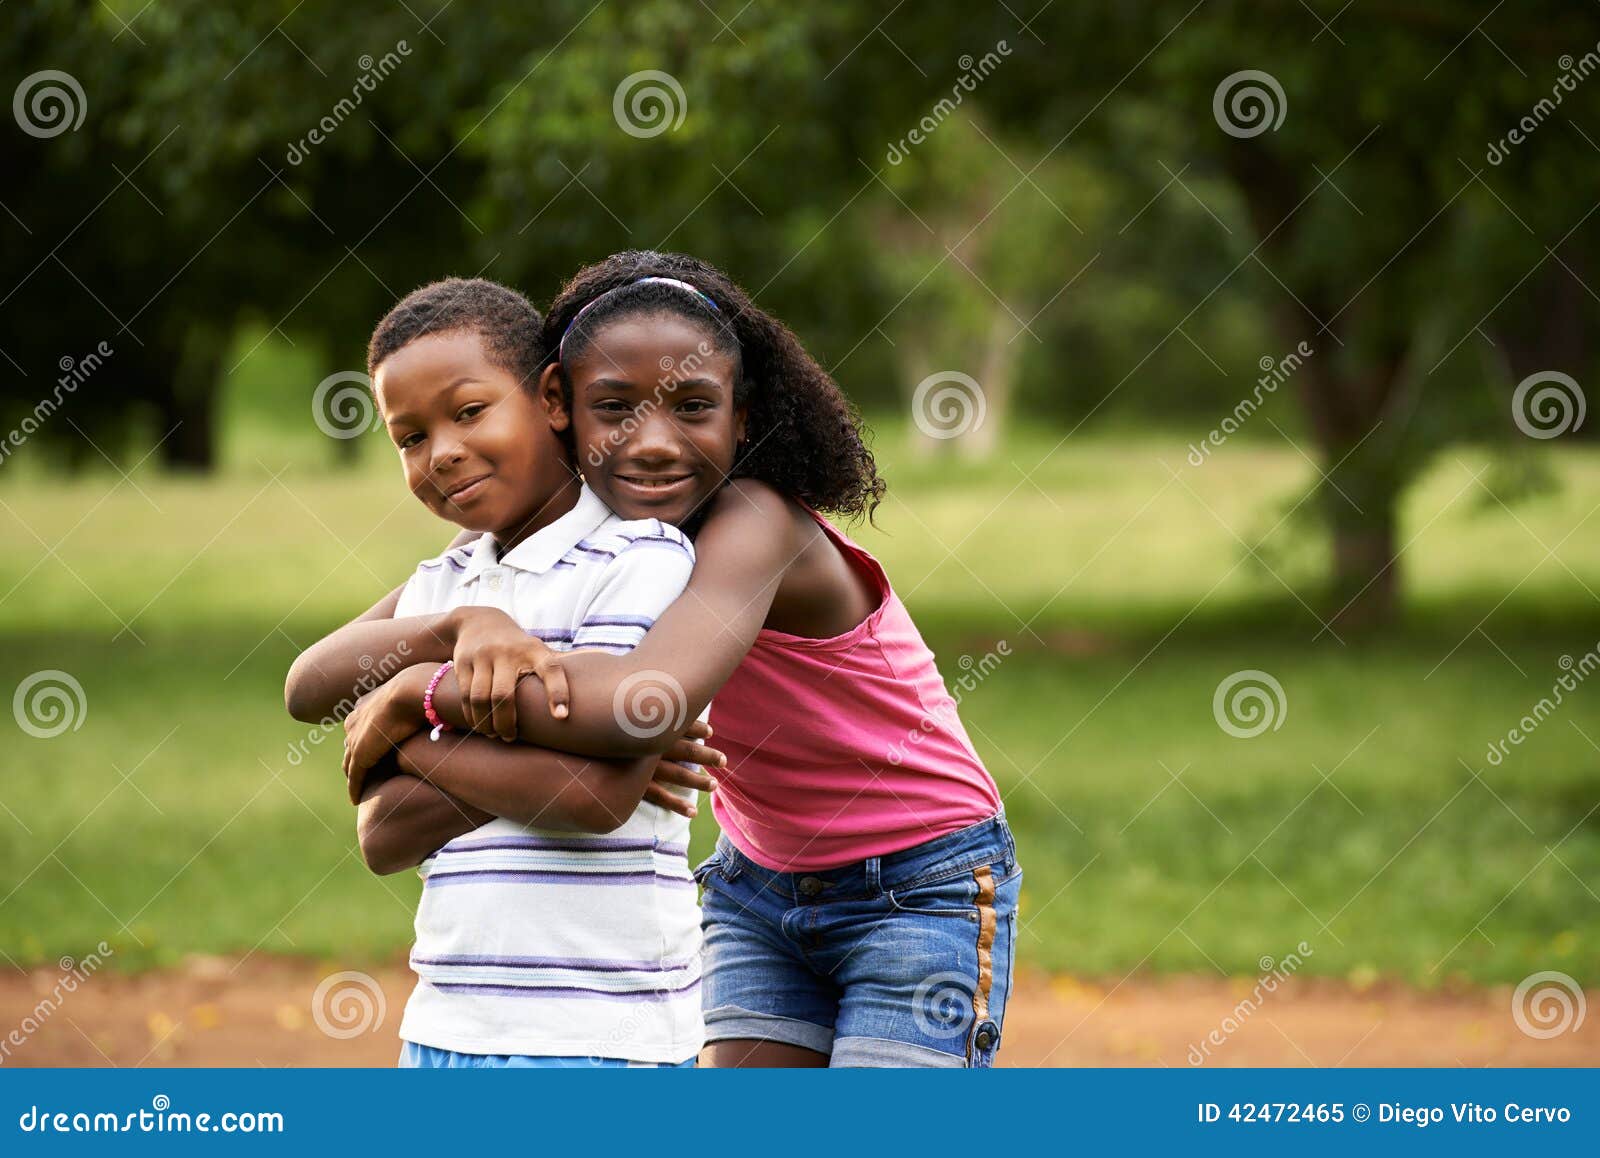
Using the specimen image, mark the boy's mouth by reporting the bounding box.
[442,473,493,505]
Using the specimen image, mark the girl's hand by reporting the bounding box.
[642,720,726,818]
[343,666,434,804]
[451,606,571,741]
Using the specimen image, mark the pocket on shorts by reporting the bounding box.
[888,851,1018,917]
[691,850,724,887]
[887,869,981,917]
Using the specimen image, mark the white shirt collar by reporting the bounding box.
[460,483,616,582]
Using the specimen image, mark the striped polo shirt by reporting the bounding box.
[392,484,703,1063]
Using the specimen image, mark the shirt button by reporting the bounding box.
[486,572,502,591]
[798,876,825,898]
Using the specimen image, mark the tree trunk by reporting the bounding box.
[1329,502,1399,633]
[960,303,1021,460]
[895,322,942,460]
[157,330,225,473]
[1299,354,1407,631]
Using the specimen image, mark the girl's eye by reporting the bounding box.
[397,432,424,449]
[457,403,486,421]
[594,401,630,415]
[677,399,712,415]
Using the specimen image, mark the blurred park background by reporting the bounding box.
[2,1,1599,1061]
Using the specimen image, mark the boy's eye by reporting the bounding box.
[397,431,424,449]
[677,399,712,414]
[457,403,486,421]
[594,400,631,414]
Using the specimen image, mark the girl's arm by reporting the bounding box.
[344,663,716,826]
[356,768,491,875]
[428,479,801,756]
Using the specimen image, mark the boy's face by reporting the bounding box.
[374,330,574,544]
[545,312,746,529]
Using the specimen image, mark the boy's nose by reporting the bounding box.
[430,437,468,476]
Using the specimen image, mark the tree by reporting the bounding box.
[958,2,1600,627]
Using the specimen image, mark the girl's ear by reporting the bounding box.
[539,364,569,431]
[733,400,749,448]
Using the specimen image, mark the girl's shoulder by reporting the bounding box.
[712,480,880,638]
[707,478,814,548]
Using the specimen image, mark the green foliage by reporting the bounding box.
[1,432,1596,980]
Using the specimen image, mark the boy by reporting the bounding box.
[293,279,707,1066]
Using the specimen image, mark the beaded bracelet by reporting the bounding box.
[424,660,454,741]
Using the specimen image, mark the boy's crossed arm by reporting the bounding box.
[348,686,717,873]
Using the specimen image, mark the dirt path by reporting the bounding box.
[2,957,1594,1067]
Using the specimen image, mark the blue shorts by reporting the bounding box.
[400,1042,695,1068]
[695,814,1021,1068]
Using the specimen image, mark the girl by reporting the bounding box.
[301,253,1020,1068]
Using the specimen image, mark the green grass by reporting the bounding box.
[1,420,1597,987]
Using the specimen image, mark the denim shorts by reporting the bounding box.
[695,814,1021,1068]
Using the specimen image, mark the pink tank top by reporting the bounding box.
[708,507,1002,872]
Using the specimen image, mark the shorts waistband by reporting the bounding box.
[712,813,1015,901]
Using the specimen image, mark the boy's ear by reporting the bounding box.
[734,400,748,447]
[539,364,570,431]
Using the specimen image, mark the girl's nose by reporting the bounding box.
[628,410,684,461]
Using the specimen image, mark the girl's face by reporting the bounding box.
[374,330,575,548]
[544,312,746,528]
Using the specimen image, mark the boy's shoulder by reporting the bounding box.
[575,516,695,565]
[411,535,487,576]
[395,536,487,616]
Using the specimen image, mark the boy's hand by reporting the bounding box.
[641,720,726,818]
[343,664,434,804]
[451,606,570,741]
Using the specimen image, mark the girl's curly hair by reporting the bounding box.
[542,251,884,521]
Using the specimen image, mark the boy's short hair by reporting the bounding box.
[368,278,544,388]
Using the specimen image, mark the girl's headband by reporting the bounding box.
[558,276,720,358]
